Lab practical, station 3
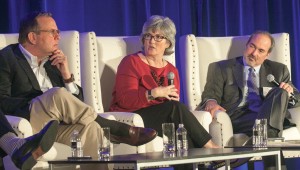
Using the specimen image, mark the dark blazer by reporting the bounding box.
[201,56,300,116]
[0,44,83,120]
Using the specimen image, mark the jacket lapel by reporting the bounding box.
[259,62,273,87]
[233,57,244,92]
[14,47,41,90]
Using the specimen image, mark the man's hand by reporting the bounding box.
[204,100,226,117]
[49,49,71,80]
[279,82,294,95]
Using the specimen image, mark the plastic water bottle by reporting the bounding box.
[70,130,83,157]
[252,124,258,147]
[176,124,188,152]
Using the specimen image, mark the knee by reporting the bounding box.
[45,87,70,99]
[269,87,289,99]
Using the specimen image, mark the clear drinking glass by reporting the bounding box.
[162,123,175,153]
[253,119,268,147]
[98,127,110,160]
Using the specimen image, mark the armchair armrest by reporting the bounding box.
[5,115,33,138]
[104,112,144,127]
[288,107,300,135]
[191,110,212,132]
[209,110,233,147]
[98,113,117,121]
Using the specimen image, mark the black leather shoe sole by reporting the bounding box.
[12,120,59,170]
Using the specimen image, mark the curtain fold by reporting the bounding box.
[1,0,300,98]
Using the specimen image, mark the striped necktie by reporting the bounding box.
[247,67,261,112]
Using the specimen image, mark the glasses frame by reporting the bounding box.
[34,29,60,37]
[143,33,167,42]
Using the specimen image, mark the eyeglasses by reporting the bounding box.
[34,29,60,37]
[143,33,167,42]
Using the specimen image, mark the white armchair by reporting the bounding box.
[179,33,300,158]
[0,31,82,169]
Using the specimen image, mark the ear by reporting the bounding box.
[165,40,171,49]
[27,32,37,44]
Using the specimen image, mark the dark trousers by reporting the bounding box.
[230,87,289,136]
[0,110,16,157]
[230,88,289,169]
[135,101,211,148]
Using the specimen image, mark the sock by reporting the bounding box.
[0,132,26,156]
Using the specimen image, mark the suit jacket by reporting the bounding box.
[201,56,300,116]
[0,44,83,120]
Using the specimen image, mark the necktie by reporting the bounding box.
[247,67,261,112]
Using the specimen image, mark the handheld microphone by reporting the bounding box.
[167,72,175,85]
[267,74,298,101]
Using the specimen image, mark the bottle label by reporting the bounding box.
[71,141,77,149]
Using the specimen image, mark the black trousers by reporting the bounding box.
[135,101,211,148]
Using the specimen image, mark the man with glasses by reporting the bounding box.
[0,11,157,162]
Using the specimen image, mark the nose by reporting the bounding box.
[55,34,61,40]
[251,48,259,56]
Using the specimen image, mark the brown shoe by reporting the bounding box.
[110,127,157,146]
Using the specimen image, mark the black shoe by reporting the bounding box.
[110,126,157,146]
[11,120,59,170]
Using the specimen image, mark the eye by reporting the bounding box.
[144,34,151,39]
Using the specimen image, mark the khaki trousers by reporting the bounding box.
[29,87,102,159]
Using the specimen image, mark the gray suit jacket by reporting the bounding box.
[201,56,300,116]
[0,44,83,120]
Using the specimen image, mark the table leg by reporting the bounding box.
[275,151,281,170]
[192,163,198,170]
[225,160,230,170]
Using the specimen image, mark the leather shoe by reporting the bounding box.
[110,126,157,146]
[11,120,59,170]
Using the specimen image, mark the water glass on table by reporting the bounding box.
[252,119,267,147]
[162,123,176,153]
[98,127,110,160]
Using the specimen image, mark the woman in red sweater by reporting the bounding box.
[109,15,218,150]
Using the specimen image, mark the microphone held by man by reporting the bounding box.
[267,74,298,102]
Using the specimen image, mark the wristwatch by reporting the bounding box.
[148,90,155,100]
[63,74,75,83]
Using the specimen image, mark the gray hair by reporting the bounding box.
[141,15,176,55]
[247,30,275,53]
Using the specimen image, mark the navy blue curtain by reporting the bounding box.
[1,0,300,100]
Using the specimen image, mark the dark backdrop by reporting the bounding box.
[1,0,300,103]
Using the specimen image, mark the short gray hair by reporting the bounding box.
[141,15,176,55]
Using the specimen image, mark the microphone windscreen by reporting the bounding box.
[167,72,175,80]
[267,74,275,83]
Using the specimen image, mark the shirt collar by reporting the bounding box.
[242,57,261,73]
[18,44,49,67]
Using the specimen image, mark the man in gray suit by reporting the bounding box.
[201,30,300,169]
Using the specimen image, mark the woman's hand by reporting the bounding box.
[152,85,179,101]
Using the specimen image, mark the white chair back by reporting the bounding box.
[180,33,290,111]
